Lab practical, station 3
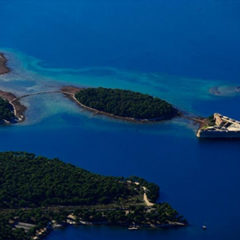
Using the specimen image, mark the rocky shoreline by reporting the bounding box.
[36,215,186,240]
[0,53,10,75]
[27,215,186,240]
[13,204,187,240]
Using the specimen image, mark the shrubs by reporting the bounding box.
[0,152,138,208]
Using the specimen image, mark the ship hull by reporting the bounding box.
[197,130,240,138]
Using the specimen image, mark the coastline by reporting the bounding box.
[29,214,186,240]
[0,90,26,122]
[0,53,10,75]
[3,204,186,240]
[61,86,179,123]
[24,205,186,240]
[0,53,26,123]
[0,152,187,240]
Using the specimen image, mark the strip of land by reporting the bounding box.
[0,53,10,75]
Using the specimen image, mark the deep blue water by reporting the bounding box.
[0,1,240,240]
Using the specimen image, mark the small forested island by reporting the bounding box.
[0,152,186,240]
[62,86,179,122]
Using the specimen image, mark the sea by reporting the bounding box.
[0,0,240,239]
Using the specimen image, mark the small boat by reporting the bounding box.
[202,225,207,230]
[128,226,139,230]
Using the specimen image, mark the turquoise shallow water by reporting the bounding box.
[0,0,240,240]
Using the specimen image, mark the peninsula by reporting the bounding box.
[0,53,10,75]
[0,152,187,240]
[62,86,179,122]
[197,113,240,138]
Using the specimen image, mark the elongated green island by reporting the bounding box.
[76,87,178,121]
[62,87,179,122]
[0,152,186,240]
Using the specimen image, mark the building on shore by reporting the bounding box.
[197,113,240,138]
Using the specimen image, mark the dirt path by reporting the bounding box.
[142,187,154,207]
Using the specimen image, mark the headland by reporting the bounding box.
[0,152,187,240]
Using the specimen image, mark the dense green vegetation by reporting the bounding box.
[0,152,138,208]
[0,152,186,239]
[0,97,15,122]
[75,88,178,120]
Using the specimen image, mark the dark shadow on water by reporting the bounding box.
[197,138,240,144]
